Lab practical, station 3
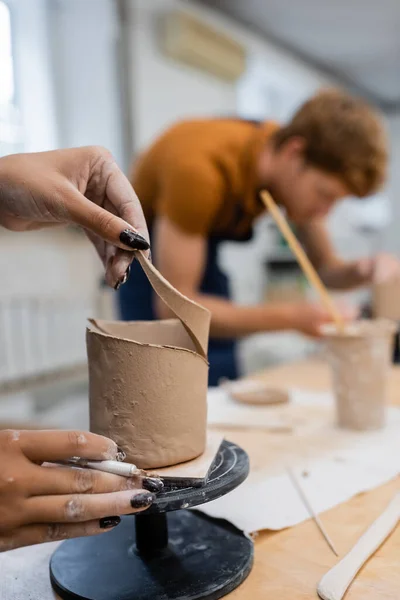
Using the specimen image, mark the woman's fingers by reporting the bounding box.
[107,248,134,289]
[65,185,150,253]
[29,464,152,497]
[25,489,155,525]
[16,430,118,463]
[0,518,121,552]
[101,160,150,249]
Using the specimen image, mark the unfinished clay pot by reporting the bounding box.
[323,320,396,431]
[86,252,210,469]
[372,277,400,320]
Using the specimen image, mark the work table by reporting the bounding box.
[227,359,400,599]
[1,358,399,599]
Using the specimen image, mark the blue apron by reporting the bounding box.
[117,236,238,386]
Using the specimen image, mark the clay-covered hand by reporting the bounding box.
[0,147,150,288]
[0,429,160,552]
[290,302,358,337]
[355,252,400,285]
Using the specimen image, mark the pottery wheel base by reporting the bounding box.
[50,511,253,600]
[50,441,253,600]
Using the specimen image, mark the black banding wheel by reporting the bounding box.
[50,440,253,600]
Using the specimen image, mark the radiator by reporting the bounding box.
[0,296,91,394]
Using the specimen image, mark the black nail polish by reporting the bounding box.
[125,264,131,281]
[114,280,121,291]
[100,516,121,529]
[130,492,155,509]
[142,477,164,494]
[120,229,150,251]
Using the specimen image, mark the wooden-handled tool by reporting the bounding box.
[260,190,345,333]
[317,492,400,600]
[287,468,338,557]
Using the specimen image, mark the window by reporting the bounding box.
[0,1,14,105]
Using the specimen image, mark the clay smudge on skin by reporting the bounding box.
[76,434,87,446]
[47,523,62,541]
[65,498,84,520]
[102,441,118,460]
[10,430,20,441]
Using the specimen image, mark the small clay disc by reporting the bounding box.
[224,380,290,406]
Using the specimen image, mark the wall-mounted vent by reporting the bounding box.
[160,10,246,82]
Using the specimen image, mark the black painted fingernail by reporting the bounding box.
[124,264,131,282]
[130,491,155,509]
[114,280,121,291]
[100,516,121,529]
[120,229,150,251]
[142,477,164,494]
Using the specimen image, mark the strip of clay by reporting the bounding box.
[135,252,210,358]
[317,492,400,600]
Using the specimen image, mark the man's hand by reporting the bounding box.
[355,252,400,285]
[288,302,358,337]
[0,147,150,288]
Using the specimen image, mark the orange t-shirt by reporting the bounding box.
[131,118,278,240]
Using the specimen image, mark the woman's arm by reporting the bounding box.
[0,147,150,288]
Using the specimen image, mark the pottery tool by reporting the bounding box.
[58,457,141,477]
[260,190,345,333]
[287,468,339,556]
[317,491,400,600]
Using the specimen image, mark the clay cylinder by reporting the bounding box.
[372,278,400,320]
[87,253,210,469]
[323,320,396,431]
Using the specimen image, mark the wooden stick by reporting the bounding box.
[317,492,400,600]
[287,468,339,557]
[260,190,345,333]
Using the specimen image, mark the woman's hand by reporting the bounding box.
[0,147,150,288]
[0,429,160,552]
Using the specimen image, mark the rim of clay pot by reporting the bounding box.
[321,318,397,339]
[86,327,210,365]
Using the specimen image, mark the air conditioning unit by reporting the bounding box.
[160,10,246,82]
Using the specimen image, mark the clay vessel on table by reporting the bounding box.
[86,252,210,469]
[323,319,396,431]
[372,277,400,321]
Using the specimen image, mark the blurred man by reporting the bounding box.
[119,89,398,384]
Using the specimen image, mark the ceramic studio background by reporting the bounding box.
[0,0,399,424]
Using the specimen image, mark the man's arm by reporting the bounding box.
[153,216,345,338]
[298,219,372,290]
